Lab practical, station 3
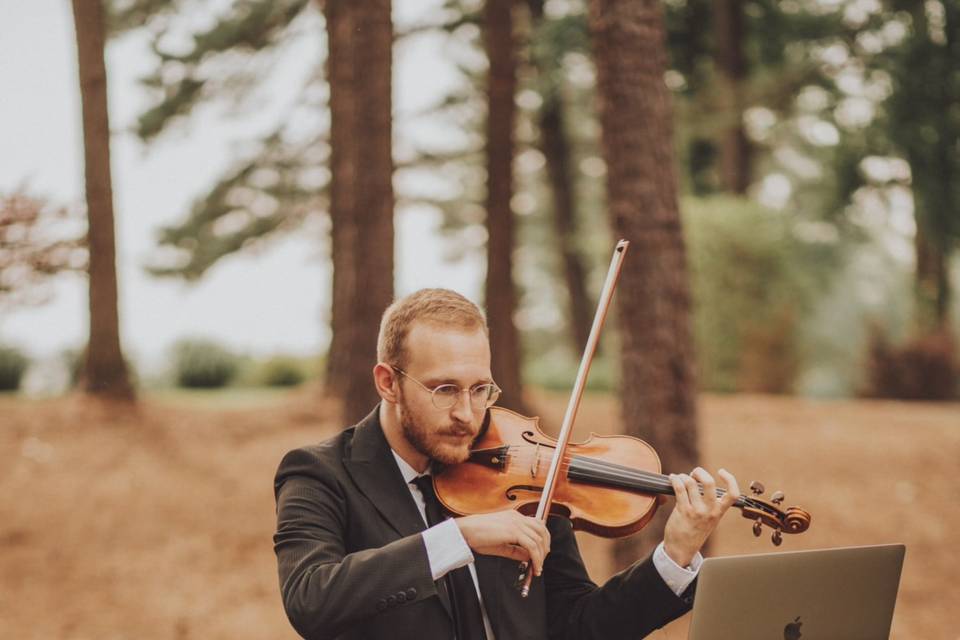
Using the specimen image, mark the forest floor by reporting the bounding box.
[1,388,957,639]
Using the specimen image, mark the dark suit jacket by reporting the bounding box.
[273,407,694,640]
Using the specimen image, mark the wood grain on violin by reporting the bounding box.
[434,407,811,546]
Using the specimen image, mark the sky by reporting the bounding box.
[0,0,482,382]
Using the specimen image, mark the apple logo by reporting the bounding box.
[783,616,803,640]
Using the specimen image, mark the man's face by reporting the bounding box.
[395,322,492,465]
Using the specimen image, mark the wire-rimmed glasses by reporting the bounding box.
[392,367,501,410]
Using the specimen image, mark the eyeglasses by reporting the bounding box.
[392,367,501,410]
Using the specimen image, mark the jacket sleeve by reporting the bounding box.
[544,517,695,640]
[273,448,439,640]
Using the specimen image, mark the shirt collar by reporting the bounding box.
[391,448,427,484]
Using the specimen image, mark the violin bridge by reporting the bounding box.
[469,446,510,472]
[530,443,541,478]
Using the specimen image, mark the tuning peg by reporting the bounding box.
[752,519,762,537]
[772,529,783,546]
[771,491,785,506]
[749,481,765,496]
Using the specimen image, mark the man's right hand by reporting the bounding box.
[455,510,551,576]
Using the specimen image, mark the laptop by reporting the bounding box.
[687,544,905,640]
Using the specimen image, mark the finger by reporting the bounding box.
[520,516,551,558]
[691,467,718,509]
[526,522,551,575]
[505,543,528,563]
[717,468,740,509]
[670,473,691,510]
[512,528,545,575]
[682,472,706,513]
[507,515,544,570]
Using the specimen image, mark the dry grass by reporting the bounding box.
[0,389,956,639]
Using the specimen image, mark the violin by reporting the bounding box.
[434,240,810,596]
[434,407,812,546]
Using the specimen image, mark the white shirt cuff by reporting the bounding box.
[421,518,475,581]
[652,541,702,596]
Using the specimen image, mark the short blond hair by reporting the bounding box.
[377,288,488,368]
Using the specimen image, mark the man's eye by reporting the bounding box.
[470,385,492,398]
[434,385,460,397]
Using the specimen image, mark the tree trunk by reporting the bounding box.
[541,101,593,354]
[714,0,751,194]
[324,0,358,399]
[526,0,594,355]
[905,2,954,332]
[323,0,395,425]
[915,220,950,329]
[588,0,701,566]
[71,0,134,401]
[484,0,525,412]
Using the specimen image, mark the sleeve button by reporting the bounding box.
[386,595,397,607]
[406,587,417,599]
[396,592,407,603]
[376,599,387,612]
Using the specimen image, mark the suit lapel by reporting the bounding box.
[342,407,456,620]
[343,407,427,540]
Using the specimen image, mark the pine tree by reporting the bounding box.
[71,0,135,400]
[588,0,700,563]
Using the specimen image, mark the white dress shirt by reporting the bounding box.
[391,450,702,640]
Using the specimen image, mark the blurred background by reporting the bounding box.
[1,0,958,638]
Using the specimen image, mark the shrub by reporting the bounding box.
[0,345,29,391]
[170,339,240,389]
[863,325,958,400]
[260,356,306,387]
[737,306,800,394]
[685,196,827,393]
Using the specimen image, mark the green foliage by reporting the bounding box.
[107,0,184,34]
[257,355,307,387]
[0,345,29,392]
[877,5,960,243]
[685,196,830,393]
[132,0,341,280]
[667,0,845,195]
[523,338,617,393]
[136,0,310,140]
[170,338,240,389]
[146,132,325,279]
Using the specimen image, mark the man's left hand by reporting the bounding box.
[663,467,740,568]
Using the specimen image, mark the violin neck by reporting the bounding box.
[567,456,748,508]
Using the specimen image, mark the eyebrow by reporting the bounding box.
[422,377,494,387]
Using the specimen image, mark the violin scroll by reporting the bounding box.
[739,484,811,546]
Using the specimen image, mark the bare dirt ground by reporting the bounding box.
[1,389,957,639]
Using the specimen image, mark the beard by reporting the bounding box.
[398,395,477,465]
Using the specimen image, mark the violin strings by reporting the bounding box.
[501,447,684,487]
[505,452,759,509]
[497,447,753,505]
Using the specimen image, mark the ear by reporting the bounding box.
[373,363,400,403]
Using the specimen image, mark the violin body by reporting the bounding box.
[434,407,811,543]
[435,406,665,537]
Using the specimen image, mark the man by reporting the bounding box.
[274,288,740,639]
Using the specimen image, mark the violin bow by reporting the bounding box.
[519,239,630,597]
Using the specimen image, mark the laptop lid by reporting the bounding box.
[687,544,905,640]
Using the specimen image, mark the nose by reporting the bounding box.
[449,388,474,422]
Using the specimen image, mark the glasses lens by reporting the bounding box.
[431,384,461,409]
[471,384,500,408]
